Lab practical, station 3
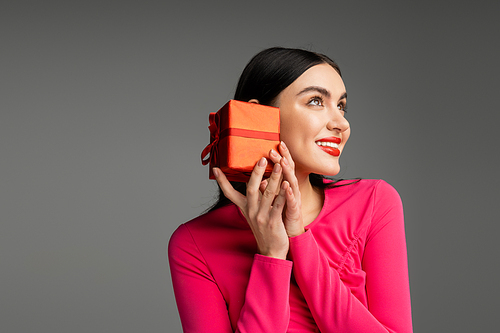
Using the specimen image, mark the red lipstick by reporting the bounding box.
[318,136,341,144]
[315,137,341,157]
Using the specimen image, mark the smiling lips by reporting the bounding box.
[315,137,341,157]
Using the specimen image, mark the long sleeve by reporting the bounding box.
[288,181,413,332]
[168,223,293,333]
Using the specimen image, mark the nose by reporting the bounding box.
[326,107,350,133]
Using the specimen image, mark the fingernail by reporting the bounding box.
[273,163,281,173]
[258,157,267,167]
[270,149,278,157]
[212,168,220,178]
[281,156,288,166]
[280,141,287,150]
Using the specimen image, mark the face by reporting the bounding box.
[274,63,350,179]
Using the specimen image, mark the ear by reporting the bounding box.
[248,99,259,104]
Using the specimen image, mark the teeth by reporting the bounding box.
[316,141,339,149]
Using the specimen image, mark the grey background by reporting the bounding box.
[1,0,499,332]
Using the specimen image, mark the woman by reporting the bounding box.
[169,47,413,332]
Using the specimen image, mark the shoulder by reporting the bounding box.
[168,204,246,255]
[337,178,402,209]
[325,179,401,203]
[323,179,404,235]
[318,178,403,219]
[346,179,404,241]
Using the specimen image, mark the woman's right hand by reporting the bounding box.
[213,158,290,260]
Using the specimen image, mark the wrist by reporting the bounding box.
[259,250,288,260]
[287,228,306,238]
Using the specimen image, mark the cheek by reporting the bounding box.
[279,117,308,148]
[278,113,299,143]
[278,122,303,163]
[280,113,321,146]
[279,121,292,140]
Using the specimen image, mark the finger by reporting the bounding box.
[280,155,300,203]
[213,167,246,208]
[259,179,268,194]
[269,181,287,221]
[259,162,282,210]
[278,141,295,170]
[280,155,298,186]
[268,148,282,164]
[283,181,300,219]
[278,141,301,202]
[260,178,282,197]
[246,157,268,209]
[268,149,286,193]
[283,181,305,237]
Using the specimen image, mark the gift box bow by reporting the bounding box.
[201,112,222,167]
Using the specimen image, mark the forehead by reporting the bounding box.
[285,64,345,96]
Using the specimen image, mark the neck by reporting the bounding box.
[296,172,324,226]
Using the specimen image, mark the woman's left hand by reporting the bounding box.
[266,141,305,238]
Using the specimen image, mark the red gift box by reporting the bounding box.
[201,100,280,182]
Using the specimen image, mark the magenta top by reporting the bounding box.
[168,179,413,332]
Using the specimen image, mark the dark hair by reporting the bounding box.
[234,47,341,105]
[209,47,357,212]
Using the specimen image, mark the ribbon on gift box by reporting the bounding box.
[201,112,280,169]
[201,112,220,167]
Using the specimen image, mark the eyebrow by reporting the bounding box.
[297,86,347,101]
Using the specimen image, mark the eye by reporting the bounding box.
[308,96,324,107]
[337,103,348,113]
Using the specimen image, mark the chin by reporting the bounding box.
[322,170,340,177]
[314,164,341,177]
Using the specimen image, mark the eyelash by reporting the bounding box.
[308,96,348,113]
[338,103,348,113]
[308,96,324,106]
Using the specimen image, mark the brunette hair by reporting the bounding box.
[209,47,357,212]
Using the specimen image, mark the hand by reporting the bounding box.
[213,158,290,260]
[266,141,305,238]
